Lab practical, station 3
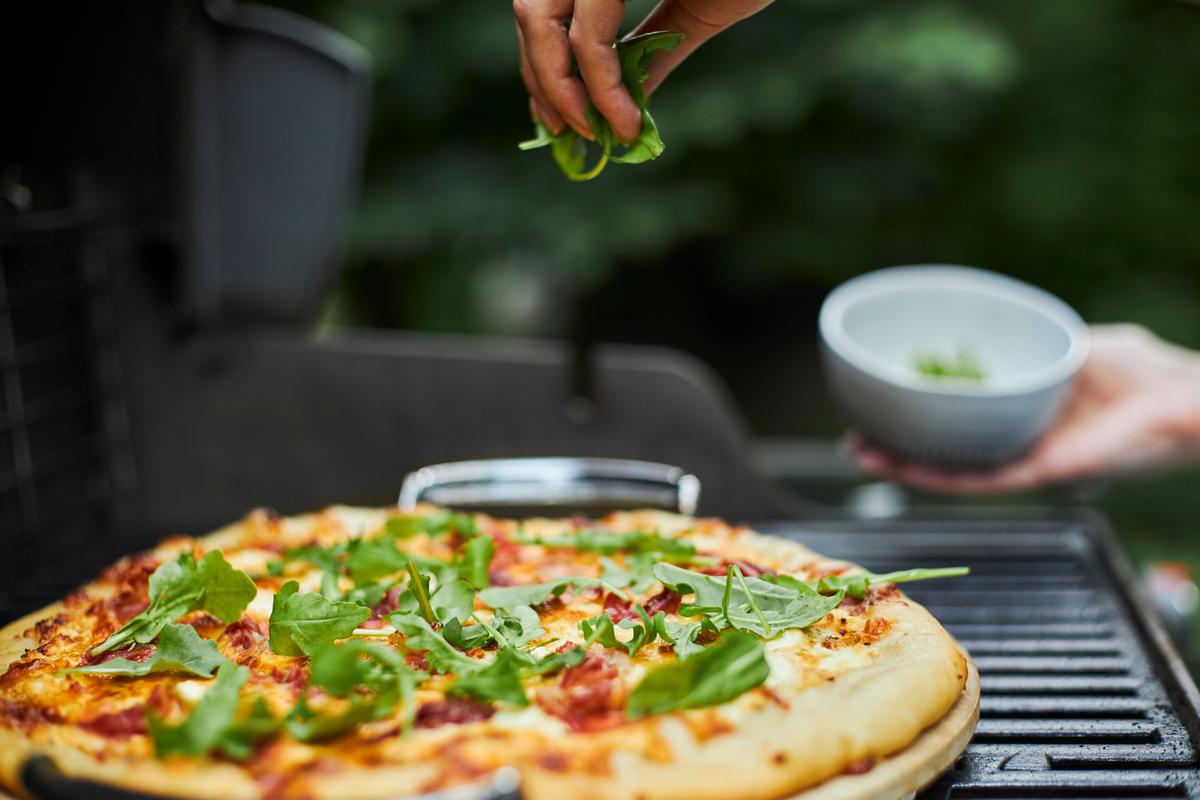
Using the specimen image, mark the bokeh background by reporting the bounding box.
[261,0,1200,605]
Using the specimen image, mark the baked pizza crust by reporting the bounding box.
[0,508,968,800]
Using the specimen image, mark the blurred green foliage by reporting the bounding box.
[270,0,1200,420]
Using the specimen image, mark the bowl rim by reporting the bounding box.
[819,265,1091,398]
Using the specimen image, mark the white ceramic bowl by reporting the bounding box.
[819,265,1090,466]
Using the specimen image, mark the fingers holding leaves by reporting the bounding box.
[568,0,642,144]
[517,23,567,134]
[513,0,594,138]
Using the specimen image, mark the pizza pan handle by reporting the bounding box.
[399,457,701,517]
[20,756,172,800]
[21,757,525,800]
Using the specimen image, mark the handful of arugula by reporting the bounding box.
[519,31,686,181]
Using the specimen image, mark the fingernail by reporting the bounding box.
[568,119,594,141]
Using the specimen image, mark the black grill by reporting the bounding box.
[766,515,1200,799]
[0,210,136,621]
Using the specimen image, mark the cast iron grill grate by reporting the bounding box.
[0,210,135,622]
[768,517,1200,800]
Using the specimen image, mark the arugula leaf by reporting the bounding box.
[269,581,371,657]
[345,534,410,582]
[453,536,495,590]
[626,631,769,718]
[387,511,479,539]
[651,614,711,661]
[520,645,587,677]
[654,563,842,637]
[442,617,492,651]
[446,642,586,706]
[519,31,686,181]
[219,697,280,758]
[580,605,657,657]
[514,528,695,557]
[148,663,262,757]
[477,575,626,614]
[404,560,438,623]
[479,605,545,649]
[342,579,393,608]
[599,553,660,594]
[812,567,970,598]
[432,578,477,625]
[96,551,257,654]
[448,647,530,707]
[346,534,458,586]
[390,612,480,675]
[286,696,377,743]
[477,580,571,612]
[383,516,424,539]
[520,121,595,181]
[274,543,346,599]
[61,623,229,678]
[309,640,386,696]
[308,640,427,732]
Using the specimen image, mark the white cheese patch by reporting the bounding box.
[223,548,277,576]
[247,587,278,618]
[489,705,571,737]
[174,679,214,705]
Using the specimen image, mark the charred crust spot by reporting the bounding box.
[862,617,893,643]
[100,551,160,590]
[32,614,68,642]
[0,658,53,687]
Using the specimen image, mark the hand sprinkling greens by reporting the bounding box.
[61,624,229,678]
[95,551,257,654]
[519,31,687,182]
[626,632,769,718]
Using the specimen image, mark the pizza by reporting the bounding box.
[0,506,969,800]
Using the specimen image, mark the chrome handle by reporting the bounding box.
[399,457,700,516]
